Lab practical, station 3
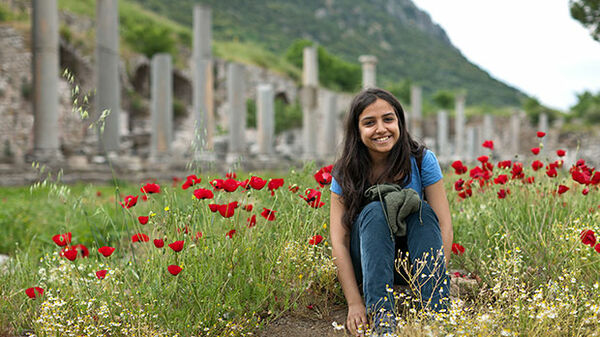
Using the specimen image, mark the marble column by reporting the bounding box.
[466,126,478,161]
[437,110,448,160]
[483,114,494,141]
[510,111,521,155]
[319,91,337,158]
[454,93,466,158]
[192,5,214,151]
[302,46,318,159]
[96,0,121,153]
[257,84,274,156]
[227,63,246,155]
[32,0,61,161]
[359,55,377,89]
[150,54,173,159]
[538,113,548,134]
[410,85,422,139]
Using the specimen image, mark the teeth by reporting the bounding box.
[374,136,390,143]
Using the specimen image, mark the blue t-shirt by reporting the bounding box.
[329,149,443,199]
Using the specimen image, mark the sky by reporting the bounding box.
[410,0,600,111]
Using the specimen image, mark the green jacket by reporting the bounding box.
[364,183,421,237]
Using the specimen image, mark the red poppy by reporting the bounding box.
[194,231,203,240]
[583,187,590,195]
[120,195,138,209]
[477,155,489,163]
[182,174,201,190]
[193,188,214,200]
[218,202,238,218]
[177,225,190,234]
[226,172,237,179]
[63,247,78,261]
[138,216,149,225]
[581,229,596,247]
[546,167,558,178]
[140,183,160,194]
[482,140,494,150]
[172,176,183,187]
[531,147,540,155]
[314,165,333,187]
[168,240,184,252]
[249,176,267,190]
[225,229,236,239]
[451,160,468,175]
[493,174,508,185]
[52,232,72,247]
[525,176,535,184]
[531,160,544,171]
[592,172,600,185]
[268,178,285,196]
[261,208,276,221]
[497,189,509,199]
[458,188,472,199]
[168,265,182,276]
[223,178,239,192]
[247,214,257,228]
[308,234,323,245]
[98,246,115,257]
[557,185,570,194]
[210,179,225,191]
[208,204,219,212]
[132,233,149,243]
[239,179,250,189]
[288,184,300,193]
[25,287,44,299]
[498,160,512,169]
[153,239,164,248]
[451,243,465,255]
[71,244,89,258]
[454,179,465,191]
[595,243,600,254]
[96,191,102,197]
[556,149,566,157]
[96,270,108,280]
[536,131,546,138]
[301,188,325,208]
[243,204,253,211]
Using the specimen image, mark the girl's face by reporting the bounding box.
[358,98,400,161]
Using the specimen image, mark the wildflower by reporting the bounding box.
[497,189,509,199]
[557,185,569,195]
[168,265,182,276]
[210,179,225,190]
[194,231,203,240]
[193,188,214,200]
[138,216,149,225]
[451,160,468,175]
[581,229,596,247]
[546,167,557,178]
[482,140,494,150]
[531,147,540,155]
[454,179,464,191]
[168,240,184,253]
[301,188,325,208]
[52,232,72,247]
[247,215,257,228]
[249,176,267,190]
[494,174,508,185]
[525,176,535,184]
[98,246,115,257]
[243,204,253,211]
[238,179,250,189]
[458,188,472,199]
[261,208,276,221]
[182,174,201,189]
[226,172,237,179]
[451,243,465,255]
[96,270,108,280]
[288,184,300,193]
[314,165,333,187]
[132,233,150,243]
[309,235,323,245]
[62,247,78,261]
[140,183,160,194]
[153,239,164,248]
[583,187,590,195]
[557,149,566,157]
[218,202,238,218]
[531,160,544,171]
[223,178,239,192]
[268,178,285,196]
[71,244,89,258]
[498,160,512,169]
[164,206,170,211]
[477,155,489,163]
[595,244,600,254]
[120,195,138,209]
[25,287,44,299]
[225,229,236,239]
[208,204,219,212]
[536,131,546,138]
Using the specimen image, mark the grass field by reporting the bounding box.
[1,138,600,336]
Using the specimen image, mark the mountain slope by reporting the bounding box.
[133,0,525,107]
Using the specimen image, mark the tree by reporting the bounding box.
[570,90,600,123]
[432,90,454,110]
[570,0,600,41]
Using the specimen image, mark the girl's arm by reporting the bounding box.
[330,192,367,336]
[424,179,453,264]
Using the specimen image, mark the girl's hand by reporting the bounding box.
[346,304,368,336]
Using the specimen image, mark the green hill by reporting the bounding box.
[130,0,527,107]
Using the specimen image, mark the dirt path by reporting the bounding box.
[258,307,349,337]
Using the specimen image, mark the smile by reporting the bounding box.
[373,136,391,143]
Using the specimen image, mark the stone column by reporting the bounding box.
[359,55,377,89]
[96,0,121,153]
[150,54,173,159]
[319,91,337,158]
[437,110,448,161]
[538,113,548,134]
[454,93,466,159]
[227,63,246,156]
[483,114,494,141]
[32,0,61,161]
[192,5,214,152]
[510,111,521,155]
[257,84,274,156]
[410,85,422,139]
[466,126,478,161]
[302,46,318,159]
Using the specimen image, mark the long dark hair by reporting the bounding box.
[333,88,424,229]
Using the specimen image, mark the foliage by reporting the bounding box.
[570,0,600,41]
[384,79,412,106]
[523,97,561,125]
[246,97,303,134]
[432,89,455,110]
[120,18,176,58]
[0,3,13,21]
[570,90,600,124]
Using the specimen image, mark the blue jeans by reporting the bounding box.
[350,201,449,314]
